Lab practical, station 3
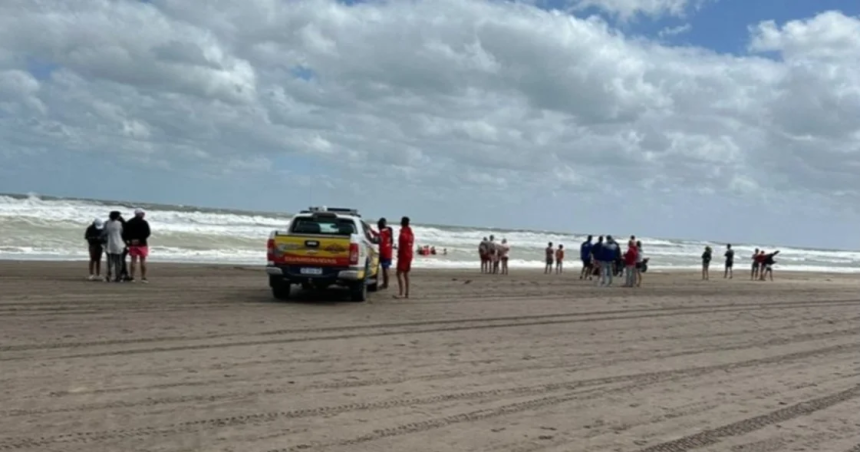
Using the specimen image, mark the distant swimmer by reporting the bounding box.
[544,242,554,274]
[724,244,734,279]
[555,244,564,274]
[701,245,712,280]
[499,239,510,275]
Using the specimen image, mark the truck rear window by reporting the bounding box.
[290,217,356,236]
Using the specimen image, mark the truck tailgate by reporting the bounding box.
[271,234,352,266]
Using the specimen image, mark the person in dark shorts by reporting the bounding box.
[85,218,105,280]
[544,242,554,274]
[376,218,394,290]
[750,248,760,280]
[479,237,489,273]
[724,244,735,279]
[591,236,604,284]
[579,235,593,280]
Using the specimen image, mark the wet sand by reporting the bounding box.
[1,261,859,452]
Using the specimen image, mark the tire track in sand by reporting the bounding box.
[0,342,854,450]
[5,327,854,417]
[2,298,858,353]
[633,386,860,452]
[5,300,857,362]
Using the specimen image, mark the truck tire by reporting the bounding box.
[272,282,291,301]
[350,280,367,302]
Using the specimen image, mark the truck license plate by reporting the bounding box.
[300,267,323,275]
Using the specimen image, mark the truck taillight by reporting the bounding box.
[267,238,275,261]
[349,243,359,265]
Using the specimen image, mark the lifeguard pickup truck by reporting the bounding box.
[266,207,380,302]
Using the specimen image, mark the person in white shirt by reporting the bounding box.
[102,211,125,282]
[499,238,510,275]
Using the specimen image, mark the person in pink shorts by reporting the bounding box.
[125,208,151,283]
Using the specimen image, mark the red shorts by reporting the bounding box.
[128,246,149,258]
[397,256,412,273]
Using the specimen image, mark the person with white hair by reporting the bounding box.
[84,218,105,280]
[103,211,125,282]
[124,208,151,283]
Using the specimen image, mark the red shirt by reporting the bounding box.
[624,246,638,266]
[398,226,414,260]
[379,227,393,259]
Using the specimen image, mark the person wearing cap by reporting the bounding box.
[84,218,106,280]
[124,208,151,283]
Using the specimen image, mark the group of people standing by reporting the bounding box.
[478,236,511,275]
[579,235,647,288]
[374,217,414,299]
[84,208,151,283]
[701,245,780,281]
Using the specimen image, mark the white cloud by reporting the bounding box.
[566,0,701,21]
[0,0,859,241]
[658,24,692,38]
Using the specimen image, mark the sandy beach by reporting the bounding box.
[1,261,859,452]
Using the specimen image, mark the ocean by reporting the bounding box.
[1,193,859,273]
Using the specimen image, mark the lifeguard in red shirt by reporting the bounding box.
[376,218,394,290]
[396,216,414,299]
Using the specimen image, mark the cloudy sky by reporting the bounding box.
[1,0,859,249]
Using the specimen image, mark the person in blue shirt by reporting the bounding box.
[579,235,593,280]
[600,236,619,286]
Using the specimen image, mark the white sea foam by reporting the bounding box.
[1,194,860,272]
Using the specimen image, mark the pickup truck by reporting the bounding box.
[266,207,380,302]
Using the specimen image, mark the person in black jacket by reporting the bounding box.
[84,218,105,280]
[125,208,151,282]
[759,250,780,281]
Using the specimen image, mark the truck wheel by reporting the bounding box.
[350,281,367,302]
[272,282,291,301]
